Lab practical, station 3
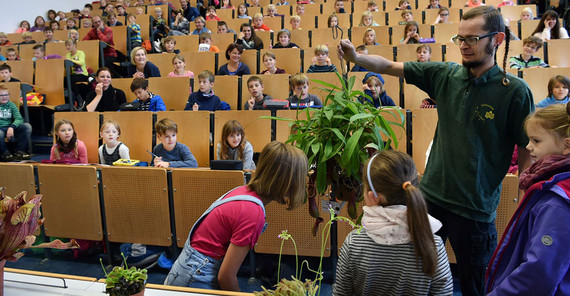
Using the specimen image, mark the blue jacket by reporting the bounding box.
[486,171,570,296]
[361,89,395,108]
[536,95,570,109]
[134,93,166,111]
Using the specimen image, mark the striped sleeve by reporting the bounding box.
[332,232,354,296]
[429,236,453,295]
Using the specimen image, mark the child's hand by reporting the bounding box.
[362,84,370,91]
[326,57,332,65]
[153,156,162,165]
[155,161,170,168]
[192,103,199,111]
[95,83,104,96]
[311,56,317,65]
[247,97,255,109]
[6,127,14,140]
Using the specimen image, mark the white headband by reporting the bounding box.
[367,153,379,198]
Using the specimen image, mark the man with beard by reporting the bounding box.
[337,6,533,296]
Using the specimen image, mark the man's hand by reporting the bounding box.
[337,39,357,63]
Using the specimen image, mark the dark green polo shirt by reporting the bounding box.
[404,62,534,222]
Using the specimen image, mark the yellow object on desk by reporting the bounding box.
[112,159,140,166]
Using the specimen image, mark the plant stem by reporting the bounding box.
[277,239,285,285]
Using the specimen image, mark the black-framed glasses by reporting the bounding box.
[451,31,499,46]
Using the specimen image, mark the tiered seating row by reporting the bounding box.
[1,163,330,257]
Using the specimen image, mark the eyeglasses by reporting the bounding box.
[0,95,9,97]
[440,13,449,17]
[451,31,499,46]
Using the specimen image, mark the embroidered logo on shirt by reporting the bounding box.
[541,235,553,246]
[475,104,495,122]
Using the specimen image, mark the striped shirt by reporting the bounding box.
[333,230,453,296]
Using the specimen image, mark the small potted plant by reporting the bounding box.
[101,255,148,296]
[255,206,363,296]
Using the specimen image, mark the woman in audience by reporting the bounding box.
[165,141,308,291]
[15,20,30,33]
[532,10,569,41]
[217,43,251,76]
[31,16,47,32]
[236,23,264,50]
[126,46,162,78]
[85,67,128,112]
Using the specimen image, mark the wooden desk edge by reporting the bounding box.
[145,283,255,295]
[96,280,254,295]
[5,268,97,282]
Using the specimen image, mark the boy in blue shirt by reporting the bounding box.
[152,118,198,168]
[130,78,166,111]
[185,70,222,111]
[0,85,31,161]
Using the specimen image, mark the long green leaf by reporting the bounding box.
[330,128,346,143]
[316,159,327,194]
[349,113,375,123]
[342,127,364,165]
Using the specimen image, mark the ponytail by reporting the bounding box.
[404,183,437,276]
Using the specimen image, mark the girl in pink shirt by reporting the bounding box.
[50,119,88,163]
[165,142,308,291]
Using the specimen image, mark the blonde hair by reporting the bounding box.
[525,102,570,140]
[314,44,329,55]
[252,12,264,20]
[363,28,377,45]
[21,31,32,38]
[521,7,533,19]
[100,120,121,137]
[130,46,146,64]
[172,53,186,64]
[359,11,374,26]
[248,142,308,210]
[290,15,301,22]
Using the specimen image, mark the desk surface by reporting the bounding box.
[4,268,254,296]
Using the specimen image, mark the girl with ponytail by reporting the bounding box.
[486,102,570,295]
[333,150,452,296]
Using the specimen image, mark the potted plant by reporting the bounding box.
[254,206,363,295]
[272,72,405,222]
[100,255,148,296]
